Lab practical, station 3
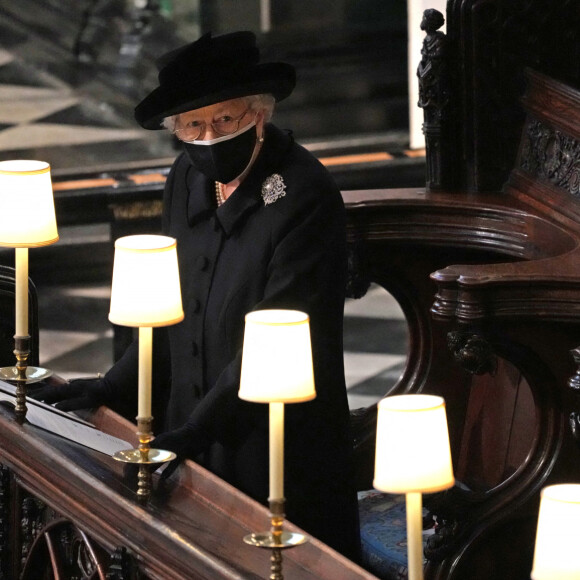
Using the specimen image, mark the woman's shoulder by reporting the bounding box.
[269,126,331,176]
[269,148,341,215]
[265,126,337,188]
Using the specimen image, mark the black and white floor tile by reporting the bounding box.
[343,285,407,409]
[38,282,114,381]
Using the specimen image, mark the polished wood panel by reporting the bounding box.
[0,404,377,579]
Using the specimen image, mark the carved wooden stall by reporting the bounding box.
[345,0,580,578]
[346,70,580,579]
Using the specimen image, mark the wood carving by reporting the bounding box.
[417,9,452,191]
[444,0,579,192]
[447,331,497,375]
[20,495,46,570]
[106,547,139,580]
[520,119,580,196]
[0,465,9,578]
[22,519,111,579]
[423,486,471,563]
[346,240,372,300]
[568,346,580,449]
[0,459,143,579]
[569,412,580,450]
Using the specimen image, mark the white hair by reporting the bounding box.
[243,93,276,121]
[161,93,276,131]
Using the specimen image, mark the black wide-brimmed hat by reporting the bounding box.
[134,31,296,129]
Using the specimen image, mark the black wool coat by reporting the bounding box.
[106,123,360,559]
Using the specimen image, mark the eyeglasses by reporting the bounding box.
[172,109,251,142]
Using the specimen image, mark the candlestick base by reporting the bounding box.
[112,416,175,503]
[6,335,36,424]
[0,365,52,384]
[243,530,307,549]
[113,448,176,464]
[243,498,307,580]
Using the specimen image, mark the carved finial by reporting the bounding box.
[417,8,451,191]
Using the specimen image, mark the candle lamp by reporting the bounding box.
[238,309,316,580]
[373,394,455,580]
[0,160,59,423]
[531,483,580,580]
[108,234,184,502]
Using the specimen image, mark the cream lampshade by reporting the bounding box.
[373,394,455,580]
[109,235,184,420]
[239,309,316,404]
[0,160,59,248]
[374,394,455,493]
[531,483,580,580]
[109,234,184,328]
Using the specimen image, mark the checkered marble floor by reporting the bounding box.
[38,283,114,381]
[343,285,407,409]
[37,282,407,410]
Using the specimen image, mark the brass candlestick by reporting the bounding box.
[113,417,176,503]
[13,335,30,424]
[243,499,307,580]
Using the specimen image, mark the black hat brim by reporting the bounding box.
[135,61,296,130]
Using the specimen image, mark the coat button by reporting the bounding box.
[192,342,199,356]
[196,256,209,271]
[192,299,201,313]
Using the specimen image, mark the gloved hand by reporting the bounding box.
[153,422,211,479]
[30,377,112,412]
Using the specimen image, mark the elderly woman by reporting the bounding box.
[35,31,360,560]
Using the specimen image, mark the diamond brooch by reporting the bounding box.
[261,174,287,206]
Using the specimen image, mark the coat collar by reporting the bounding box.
[186,124,293,236]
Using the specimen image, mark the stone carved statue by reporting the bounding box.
[417,9,450,190]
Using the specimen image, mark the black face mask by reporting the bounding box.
[183,121,258,183]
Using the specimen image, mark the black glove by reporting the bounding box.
[30,378,112,412]
[153,422,211,479]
